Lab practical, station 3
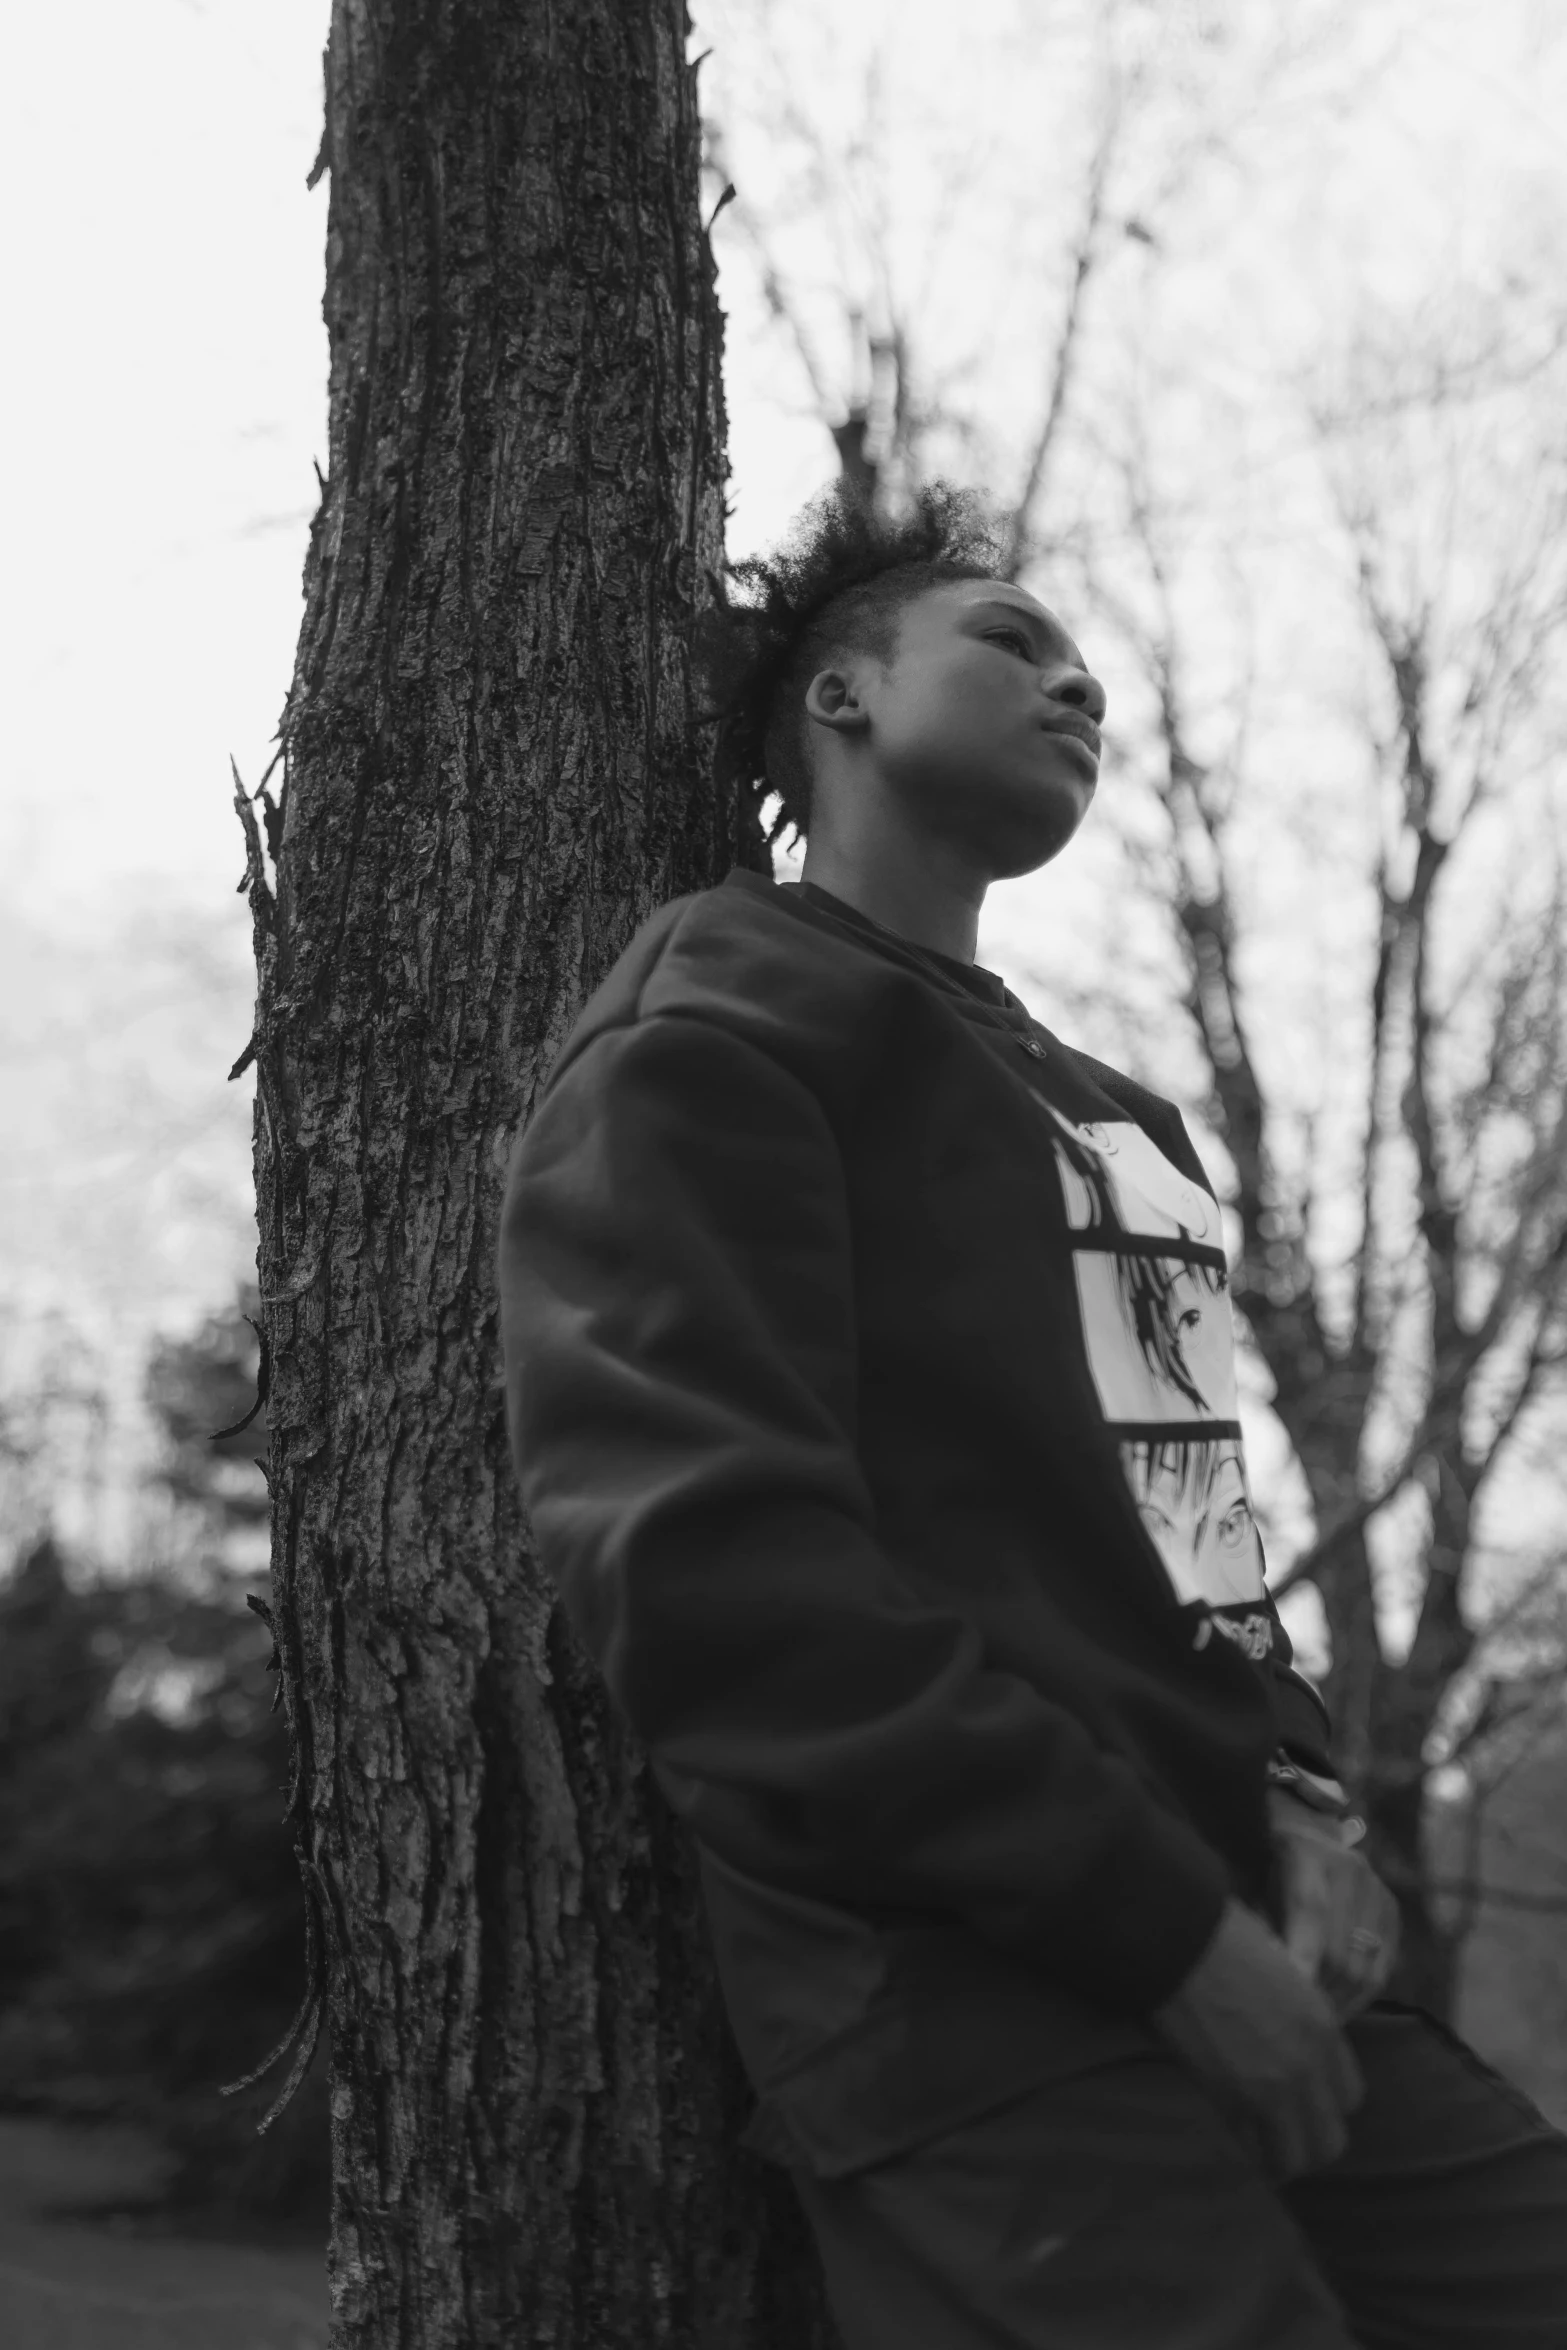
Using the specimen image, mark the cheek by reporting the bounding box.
[892,675,985,753]
[882,698,990,802]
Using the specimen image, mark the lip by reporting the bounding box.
[1039,712,1102,760]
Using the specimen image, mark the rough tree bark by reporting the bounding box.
[231,2,837,2342]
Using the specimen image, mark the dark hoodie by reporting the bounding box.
[497,866,1340,2176]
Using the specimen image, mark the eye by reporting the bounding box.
[985,625,1035,659]
[1216,1503,1252,1552]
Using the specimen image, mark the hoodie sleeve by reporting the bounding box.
[497,1008,1234,2016]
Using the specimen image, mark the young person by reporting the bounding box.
[497,481,1567,2345]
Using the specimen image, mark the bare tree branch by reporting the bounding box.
[1467,1549,1567,1655]
[998,101,1121,581]
[701,113,839,416]
[1466,1271,1567,1495]
[1266,1390,1456,1605]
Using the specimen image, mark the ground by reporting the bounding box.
[0,2116,329,2350]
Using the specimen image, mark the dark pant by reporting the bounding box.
[789,2001,1567,2348]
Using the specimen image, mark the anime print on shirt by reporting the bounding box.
[1047,1106,1276,1668]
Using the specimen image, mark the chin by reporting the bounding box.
[990,840,1075,882]
[986,792,1093,880]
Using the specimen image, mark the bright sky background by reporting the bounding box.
[2,0,1564,1644]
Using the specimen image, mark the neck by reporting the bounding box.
[797,830,986,965]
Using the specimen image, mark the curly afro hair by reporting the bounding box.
[693,476,1006,851]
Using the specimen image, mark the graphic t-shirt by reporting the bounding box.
[1043,1103,1276,1666]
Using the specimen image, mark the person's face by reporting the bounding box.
[1136,1445,1262,1607]
[1165,1266,1231,1418]
[803,578,1108,880]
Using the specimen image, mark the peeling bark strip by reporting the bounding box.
[237,4,828,2343]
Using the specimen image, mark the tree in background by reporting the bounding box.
[144,1281,270,1579]
[1062,297,1567,2013]
[0,1313,113,1570]
[0,1291,327,2236]
[232,2,831,2344]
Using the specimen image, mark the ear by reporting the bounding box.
[803,669,870,732]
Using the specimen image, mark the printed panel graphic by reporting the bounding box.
[1122,1434,1265,1614]
[1053,1115,1220,1246]
[1046,1106,1271,1651]
[1070,1250,1236,1425]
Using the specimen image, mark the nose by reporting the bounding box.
[1045,665,1107,725]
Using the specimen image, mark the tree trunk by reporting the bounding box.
[1363,1728,1460,2016]
[235,2,835,2341]
[1359,1447,1479,2019]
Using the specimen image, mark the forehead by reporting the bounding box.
[926,579,1081,660]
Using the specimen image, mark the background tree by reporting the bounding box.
[233,1,835,2344]
[0,1293,328,2239]
[1066,318,1567,2010]
[145,1282,271,1575]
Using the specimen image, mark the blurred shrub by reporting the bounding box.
[0,1290,328,2238]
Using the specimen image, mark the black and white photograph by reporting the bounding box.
[4,2,1567,2343]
